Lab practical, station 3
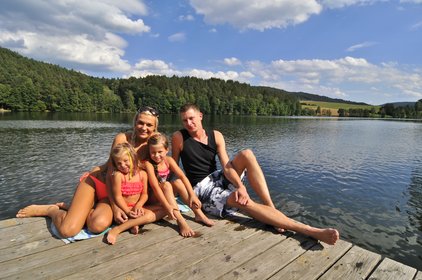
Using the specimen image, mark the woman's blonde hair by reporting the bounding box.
[110,142,139,178]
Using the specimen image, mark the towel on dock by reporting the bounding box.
[176,197,191,212]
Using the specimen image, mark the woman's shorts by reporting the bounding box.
[193,170,245,217]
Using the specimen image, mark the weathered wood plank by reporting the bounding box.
[95,221,260,279]
[0,217,42,229]
[3,219,190,280]
[163,230,288,280]
[367,257,417,280]
[414,271,422,280]
[218,233,317,280]
[318,245,382,280]
[0,218,53,250]
[268,239,352,280]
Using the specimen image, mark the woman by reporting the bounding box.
[16,164,113,238]
[16,106,167,238]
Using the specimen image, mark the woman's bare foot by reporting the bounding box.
[16,204,60,218]
[311,228,339,245]
[130,225,139,235]
[55,202,68,210]
[194,210,215,227]
[106,228,119,245]
[274,227,285,233]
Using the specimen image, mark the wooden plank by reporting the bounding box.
[4,218,189,280]
[318,245,382,280]
[92,219,263,280]
[164,230,288,280]
[268,239,352,280]
[0,218,53,250]
[219,233,317,280]
[367,257,417,280]
[0,217,42,229]
[0,237,64,263]
[414,271,422,280]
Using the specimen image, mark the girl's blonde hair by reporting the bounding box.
[147,132,169,150]
[110,142,138,178]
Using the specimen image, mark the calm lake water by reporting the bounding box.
[1,112,421,270]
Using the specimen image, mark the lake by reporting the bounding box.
[0,112,421,270]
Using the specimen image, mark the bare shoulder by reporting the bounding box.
[113,132,131,145]
[213,130,225,144]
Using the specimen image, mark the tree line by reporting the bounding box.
[1,46,421,118]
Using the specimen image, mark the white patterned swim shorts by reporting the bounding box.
[193,170,245,217]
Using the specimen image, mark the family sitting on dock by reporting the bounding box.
[16,103,340,246]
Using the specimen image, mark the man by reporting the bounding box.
[172,103,339,245]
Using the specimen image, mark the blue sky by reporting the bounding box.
[1,0,421,105]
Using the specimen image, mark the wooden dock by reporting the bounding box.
[0,212,420,280]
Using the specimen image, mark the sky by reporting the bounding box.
[1,0,422,105]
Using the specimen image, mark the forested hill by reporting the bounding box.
[0,46,351,115]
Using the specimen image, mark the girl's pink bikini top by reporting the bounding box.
[121,172,143,196]
[155,160,171,183]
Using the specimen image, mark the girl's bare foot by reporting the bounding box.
[178,219,195,237]
[194,211,215,227]
[130,225,139,235]
[106,228,119,245]
[16,204,60,218]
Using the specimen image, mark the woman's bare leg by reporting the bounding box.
[226,195,339,245]
[86,199,113,233]
[16,179,99,238]
[106,206,167,245]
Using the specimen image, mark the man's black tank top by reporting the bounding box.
[180,129,217,186]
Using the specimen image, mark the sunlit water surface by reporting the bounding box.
[1,112,421,270]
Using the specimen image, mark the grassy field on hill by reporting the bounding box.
[301,101,380,117]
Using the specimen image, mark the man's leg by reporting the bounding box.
[226,194,339,245]
[231,149,275,208]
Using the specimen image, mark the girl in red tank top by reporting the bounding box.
[110,142,148,235]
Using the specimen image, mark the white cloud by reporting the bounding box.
[223,57,241,66]
[410,21,422,30]
[189,0,322,31]
[319,0,383,9]
[168,32,186,42]
[179,14,195,21]
[0,0,149,73]
[400,0,422,3]
[346,41,377,52]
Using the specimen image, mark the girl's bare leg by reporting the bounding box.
[171,179,214,227]
[226,195,339,245]
[161,182,195,237]
[86,199,113,233]
[106,206,167,245]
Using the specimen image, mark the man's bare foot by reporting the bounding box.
[312,228,339,245]
[106,228,119,245]
[130,225,139,235]
[194,211,215,227]
[16,204,60,218]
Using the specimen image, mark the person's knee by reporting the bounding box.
[87,215,112,233]
[238,149,255,161]
[57,222,83,238]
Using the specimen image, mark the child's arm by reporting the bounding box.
[133,170,149,215]
[111,172,131,215]
[145,161,177,219]
[167,156,202,209]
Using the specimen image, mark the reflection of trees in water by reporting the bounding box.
[407,165,422,232]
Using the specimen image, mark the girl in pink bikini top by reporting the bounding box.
[110,143,148,218]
